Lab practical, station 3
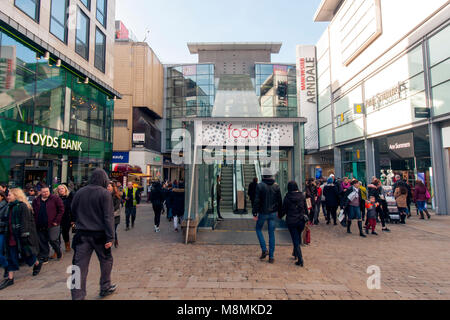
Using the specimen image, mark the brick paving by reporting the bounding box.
[1,202,449,300]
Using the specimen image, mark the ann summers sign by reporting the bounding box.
[387,132,414,159]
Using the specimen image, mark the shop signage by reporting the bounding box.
[354,103,365,114]
[112,152,129,163]
[365,81,408,111]
[196,121,294,147]
[15,130,82,151]
[296,45,318,150]
[387,132,414,159]
[414,107,430,118]
[133,133,145,143]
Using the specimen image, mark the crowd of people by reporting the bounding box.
[247,172,432,268]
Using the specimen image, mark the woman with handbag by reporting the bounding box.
[280,181,308,267]
[0,188,42,290]
[107,183,122,247]
[414,180,431,220]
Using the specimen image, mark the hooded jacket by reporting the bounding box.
[280,191,307,226]
[252,178,282,216]
[71,169,114,243]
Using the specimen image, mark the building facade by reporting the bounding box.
[0,0,119,190]
[163,43,306,239]
[308,0,450,214]
[113,21,164,187]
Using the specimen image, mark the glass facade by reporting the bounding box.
[341,142,366,185]
[96,0,107,27]
[166,64,215,150]
[14,0,40,22]
[94,28,106,73]
[80,0,90,10]
[0,28,114,189]
[255,64,298,117]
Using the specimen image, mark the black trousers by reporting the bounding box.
[61,218,72,243]
[326,205,338,223]
[71,233,113,300]
[288,221,305,260]
[37,226,61,261]
[377,200,388,228]
[217,199,222,218]
[153,204,162,227]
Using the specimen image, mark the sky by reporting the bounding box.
[115,0,329,64]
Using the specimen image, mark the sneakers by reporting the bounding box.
[372,231,378,236]
[32,262,42,276]
[154,226,160,233]
[259,251,269,260]
[217,217,224,221]
[99,284,117,298]
[0,278,14,290]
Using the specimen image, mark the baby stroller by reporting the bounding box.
[383,186,400,224]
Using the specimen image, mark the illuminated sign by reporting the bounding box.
[15,130,83,151]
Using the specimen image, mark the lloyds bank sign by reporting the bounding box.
[15,130,83,152]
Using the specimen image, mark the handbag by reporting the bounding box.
[425,189,431,200]
[303,224,311,245]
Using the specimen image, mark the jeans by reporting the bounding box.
[416,201,426,212]
[348,206,362,220]
[37,226,61,261]
[0,234,8,269]
[255,212,276,258]
[125,207,136,228]
[153,204,162,228]
[288,221,305,260]
[167,208,173,219]
[71,233,113,300]
[6,245,36,272]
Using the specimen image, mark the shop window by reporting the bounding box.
[50,0,69,43]
[15,0,40,22]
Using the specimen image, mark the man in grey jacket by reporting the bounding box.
[70,168,116,300]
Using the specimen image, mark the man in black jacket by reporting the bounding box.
[70,169,116,300]
[252,175,282,263]
[247,178,258,209]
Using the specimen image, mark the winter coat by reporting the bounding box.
[6,201,39,257]
[252,178,282,216]
[60,192,74,225]
[150,183,164,207]
[163,188,173,209]
[71,169,115,243]
[323,183,340,207]
[32,194,65,229]
[248,181,258,202]
[367,184,381,202]
[394,188,408,208]
[280,191,307,226]
[0,200,9,234]
[172,188,185,217]
[414,184,428,202]
[393,180,412,201]
[305,184,318,207]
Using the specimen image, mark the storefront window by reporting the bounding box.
[341,142,366,185]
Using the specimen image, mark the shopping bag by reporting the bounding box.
[303,225,311,245]
[338,209,345,222]
[425,189,431,200]
[306,198,312,210]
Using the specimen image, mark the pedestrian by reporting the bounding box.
[394,185,409,224]
[252,175,282,264]
[0,183,9,197]
[32,185,64,263]
[164,183,174,222]
[146,183,152,203]
[280,181,307,267]
[359,181,367,221]
[343,180,367,237]
[107,182,121,248]
[319,179,327,220]
[26,188,36,205]
[0,191,9,277]
[248,177,258,209]
[364,196,379,235]
[150,181,164,233]
[172,182,185,232]
[323,177,339,225]
[367,179,391,232]
[216,176,224,221]
[0,188,41,290]
[414,180,431,220]
[56,184,74,252]
[122,181,140,231]
[70,168,116,300]
[305,179,318,224]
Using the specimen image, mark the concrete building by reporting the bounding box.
[113,21,164,187]
[0,0,120,189]
[306,0,450,214]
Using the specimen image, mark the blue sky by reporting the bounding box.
[115,0,329,64]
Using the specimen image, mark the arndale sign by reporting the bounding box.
[15,130,83,151]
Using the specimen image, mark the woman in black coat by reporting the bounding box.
[0,188,41,290]
[108,182,122,248]
[323,177,340,225]
[280,181,307,267]
[57,184,74,252]
[150,181,164,232]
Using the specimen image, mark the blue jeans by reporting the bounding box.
[288,221,305,259]
[255,212,276,258]
[0,234,8,269]
[416,201,426,212]
[125,207,137,228]
[7,245,37,272]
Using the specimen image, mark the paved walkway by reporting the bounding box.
[1,203,449,300]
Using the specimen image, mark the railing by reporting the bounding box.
[254,160,262,182]
[234,160,245,212]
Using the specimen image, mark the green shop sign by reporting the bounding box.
[15,130,83,151]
